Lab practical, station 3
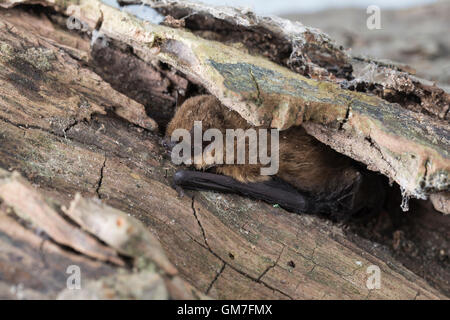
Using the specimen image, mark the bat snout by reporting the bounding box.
[162,137,177,150]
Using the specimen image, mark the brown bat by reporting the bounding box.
[165,95,384,218]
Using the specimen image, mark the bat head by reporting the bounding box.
[165,95,233,170]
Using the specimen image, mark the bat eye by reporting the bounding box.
[162,137,177,150]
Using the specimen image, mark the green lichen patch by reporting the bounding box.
[0,42,13,57]
[17,47,55,72]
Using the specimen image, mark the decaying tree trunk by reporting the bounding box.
[0,0,448,299]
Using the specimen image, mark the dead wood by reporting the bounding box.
[0,169,205,299]
[4,0,446,204]
[0,1,448,300]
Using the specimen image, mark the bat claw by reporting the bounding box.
[176,186,185,198]
[171,170,188,198]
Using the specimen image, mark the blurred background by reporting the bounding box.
[195,0,437,15]
[193,0,450,89]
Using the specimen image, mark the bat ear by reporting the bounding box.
[175,90,187,109]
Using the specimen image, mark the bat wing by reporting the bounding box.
[173,169,362,216]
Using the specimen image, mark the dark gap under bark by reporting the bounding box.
[345,179,450,295]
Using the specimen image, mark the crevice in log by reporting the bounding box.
[257,245,285,282]
[189,196,294,299]
[95,155,106,198]
[339,100,352,131]
[205,263,225,295]
[90,43,175,130]
[364,136,395,174]
[38,238,49,268]
[191,196,208,248]
[63,119,79,139]
[89,38,210,130]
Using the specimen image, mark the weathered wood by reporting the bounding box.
[63,194,177,275]
[4,0,446,203]
[132,0,449,120]
[0,209,117,299]
[0,169,206,300]
[0,4,157,134]
[0,171,123,266]
[0,3,448,300]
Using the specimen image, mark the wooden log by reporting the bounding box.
[3,0,446,203]
[0,2,448,299]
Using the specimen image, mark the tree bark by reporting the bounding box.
[0,2,448,299]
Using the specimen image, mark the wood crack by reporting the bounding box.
[95,155,107,198]
[339,100,352,130]
[205,263,225,295]
[190,197,293,299]
[257,245,285,281]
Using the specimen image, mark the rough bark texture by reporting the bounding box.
[7,0,446,203]
[0,2,448,300]
[0,170,205,300]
